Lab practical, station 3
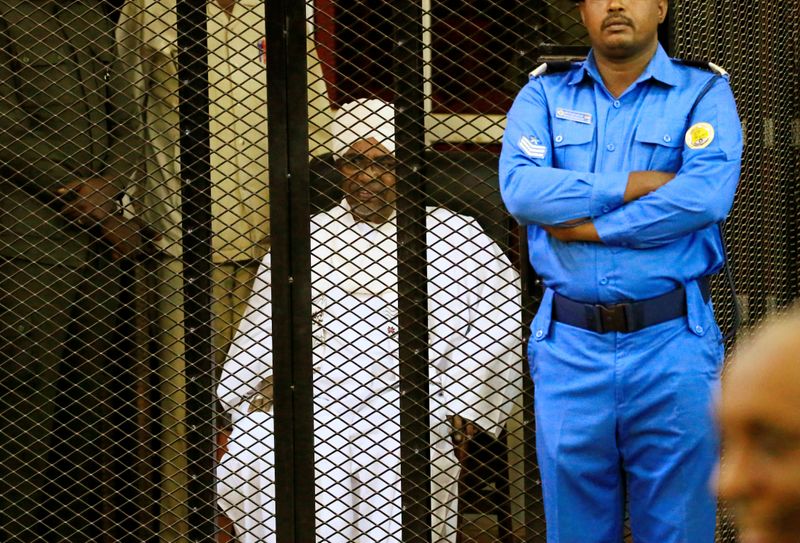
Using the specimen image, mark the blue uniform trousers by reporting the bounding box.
[530,286,723,543]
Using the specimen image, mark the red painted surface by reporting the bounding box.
[315,0,337,103]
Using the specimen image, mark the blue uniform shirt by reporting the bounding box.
[500,44,743,304]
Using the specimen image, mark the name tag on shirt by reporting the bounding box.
[556,108,593,125]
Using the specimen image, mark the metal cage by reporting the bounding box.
[0,1,797,542]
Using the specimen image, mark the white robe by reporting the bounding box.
[217,202,522,543]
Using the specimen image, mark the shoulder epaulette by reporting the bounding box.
[529,61,579,79]
[675,59,729,77]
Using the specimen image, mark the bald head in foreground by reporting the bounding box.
[717,303,800,543]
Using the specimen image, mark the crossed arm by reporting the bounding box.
[541,170,676,242]
[499,77,742,248]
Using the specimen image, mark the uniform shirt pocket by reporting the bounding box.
[15,46,82,107]
[633,119,685,171]
[552,120,595,171]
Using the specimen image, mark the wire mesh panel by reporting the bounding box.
[2,1,798,543]
[670,1,800,541]
[0,1,156,541]
[219,2,529,542]
[671,0,799,327]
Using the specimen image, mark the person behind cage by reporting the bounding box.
[116,0,333,368]
[216,98,522,543]
[716,302,800,543]
[115,1,333,536]
[499,0,743,542]
[0,1,152,541]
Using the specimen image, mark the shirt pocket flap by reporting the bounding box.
[531,288,555,341]
[91,46,118,65]
[552,120,594,147]
[16,50,68,66]
[635,120,685,148]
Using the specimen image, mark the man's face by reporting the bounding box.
[717,332,800,543]
[578,0,667,60]
[338,138,397,224]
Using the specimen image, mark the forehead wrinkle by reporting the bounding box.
[723,314,800,430]
[730,324,800,382]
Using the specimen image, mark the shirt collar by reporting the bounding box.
[568,43,680,88]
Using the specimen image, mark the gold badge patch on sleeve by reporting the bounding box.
[685,122,715,149]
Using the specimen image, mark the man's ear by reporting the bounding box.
[658,0,669,24]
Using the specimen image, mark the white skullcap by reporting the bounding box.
[331,98,395,158]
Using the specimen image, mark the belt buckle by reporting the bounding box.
[592,302,632,333]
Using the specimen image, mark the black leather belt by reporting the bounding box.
[552,277,711,334]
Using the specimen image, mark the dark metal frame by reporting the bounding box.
[794,1,800,297]
[267,0,316,541]
[174,2,800,542]
[176,0,217,540]
[392,2,434,543]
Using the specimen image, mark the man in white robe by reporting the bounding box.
[217,99,522,543]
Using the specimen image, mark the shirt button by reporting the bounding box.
[602,205,610,213]
[695,325,704,334]
[535,330,544,339]
[599,277,609,285]
[606,143,616,152]
[555,135,564,143]
[613,100,621,108]
[663,134,672,143]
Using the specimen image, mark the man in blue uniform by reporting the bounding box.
[499,1,742,541]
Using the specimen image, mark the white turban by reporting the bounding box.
[330,98,395,158]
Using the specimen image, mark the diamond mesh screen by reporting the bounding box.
[671,2,800,541]
[0,1,796,542]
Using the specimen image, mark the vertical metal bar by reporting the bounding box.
[421,0,432,139]
[779,0,798,304]
[287,0,315,536]
[175,0,216,540]
[133,266,160,541]
[793,1,800,299]
[392,2,431,542]
[265,0,294,538]
[750,0,768,320]
[758,0,781,310]
[267,0,315,541]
